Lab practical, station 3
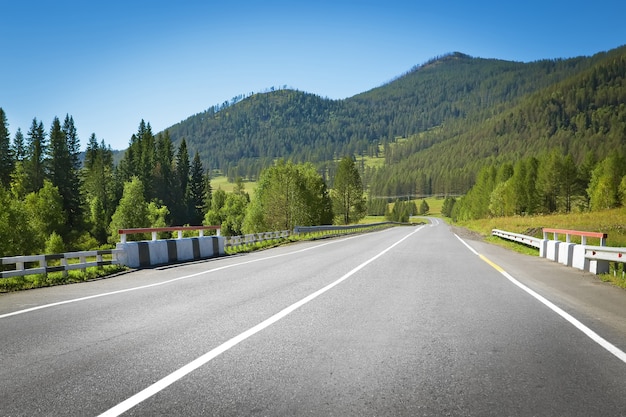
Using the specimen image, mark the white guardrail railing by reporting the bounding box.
[225,230,291,247]
[1,223,396,279]
[491,229,542,248]
[1,249,122,279]
[492,228,625,275]
[225,222,395,248]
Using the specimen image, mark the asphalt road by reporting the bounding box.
[2,220,626,416]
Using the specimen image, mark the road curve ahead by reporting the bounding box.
[2,220,626,416]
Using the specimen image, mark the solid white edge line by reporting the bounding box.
[0,234,366,320]
[97,226,425,417]
[454,234,626,365]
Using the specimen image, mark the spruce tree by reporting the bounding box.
[83,134,115,244]
[187,151,206,225]
[173,138,190,224]
[0,108,14,188]
[154,131,175,211]
[12,128,25,162]
[24,118,47,193]
[44,117,80,233]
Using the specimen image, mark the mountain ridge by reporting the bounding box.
[162,45,626,195]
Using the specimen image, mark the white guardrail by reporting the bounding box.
[491,229,542,248]
[225,230,291,247]
[1,249,122,279]
[492,228,625,275]
[1,223,396,279]
[225,222,395,247]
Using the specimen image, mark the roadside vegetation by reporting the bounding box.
[453,207,626,289]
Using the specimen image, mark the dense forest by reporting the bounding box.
[0,114,216,256]
[165,47,625,196]
[1,45,625,257]
[0,113,366,257]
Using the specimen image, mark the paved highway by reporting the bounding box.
[2,220,626,416]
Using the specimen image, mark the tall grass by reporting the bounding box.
[456,207,626,248]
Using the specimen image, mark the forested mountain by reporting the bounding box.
[165,46,626,196]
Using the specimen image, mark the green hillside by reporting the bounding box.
[164,46,626,196]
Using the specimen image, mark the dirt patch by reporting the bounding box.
[448,224,486,241]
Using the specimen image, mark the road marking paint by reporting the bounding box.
[97,226,425,417]
[455,234,626,365]
[0,234,365,320]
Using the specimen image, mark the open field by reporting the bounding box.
[211,176,258,193]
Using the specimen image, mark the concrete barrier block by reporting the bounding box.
[149,241,168,265]
[176,239,194,262]
[588,259,610,275]
[115,236,226,268]
[198,237,214,257]
[546,240,560,262]
[572,245,586,270]
[116,242,130,267]
[558,242,575,267]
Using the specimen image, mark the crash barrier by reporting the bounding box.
[118,225,221,243]
[492,228,616,274]
[1,224,396,276]
[225,230,291,247]
[116,226,224,268]
[1,249,122,279]
[294,222,394,235]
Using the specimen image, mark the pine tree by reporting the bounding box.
[154,131,175,211]
[83,134,116,243]
[12,128,25,161]
[24,118,47,194]
[49,116,83,234]
[0,108,14,188]
[187,151,206,225]
[173,138,190,224]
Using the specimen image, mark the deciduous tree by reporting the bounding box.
[331,157,365,224]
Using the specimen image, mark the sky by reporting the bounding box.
[2,0,625,151]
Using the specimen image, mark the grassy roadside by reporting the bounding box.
[1,223,407,293]
[453,207,626,289]
[0,265,128,293]
[454,207,626,247]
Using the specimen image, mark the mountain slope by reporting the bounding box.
[370,46,626,196]
[164,46,626,194]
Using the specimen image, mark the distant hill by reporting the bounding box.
[163,46,626,196]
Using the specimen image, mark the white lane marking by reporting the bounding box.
[97,226,425,417]
[0,234,365,320]
[455,234,626,365]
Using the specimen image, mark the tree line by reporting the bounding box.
[0,109,367,257]
[166,49,616,194]
[446,148,626,221]
[0,111,216,256]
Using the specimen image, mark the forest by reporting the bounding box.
[166,46,626,197]
[0,112,366,257]
[1,44,625,257]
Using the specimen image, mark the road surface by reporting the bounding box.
[2,220,626,416]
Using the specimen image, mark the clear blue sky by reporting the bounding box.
[2,0,625,151]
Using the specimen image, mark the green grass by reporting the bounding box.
[456,207,626,247]
[456,208,626,289]
[211,176,258,193]
[0,265,128,293]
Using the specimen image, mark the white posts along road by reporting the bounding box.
[2,221,626,416]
